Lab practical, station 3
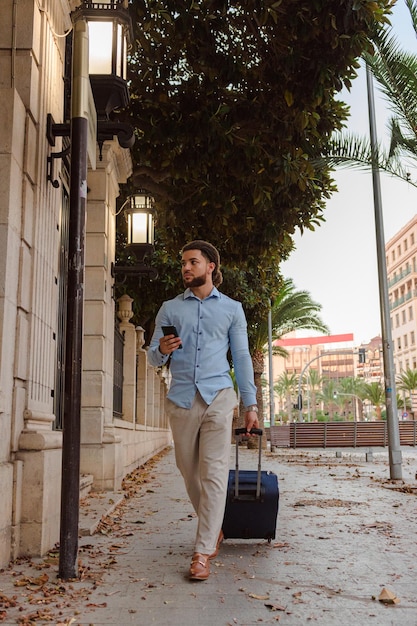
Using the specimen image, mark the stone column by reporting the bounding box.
[136,326,147,426]
[116,295,136,422]
[80,142,131,491]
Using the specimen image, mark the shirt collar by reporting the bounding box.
[184,287,221,301]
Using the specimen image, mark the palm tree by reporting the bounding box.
[273,377,287,423]
[363,381,385,420]
[249,278,329,432]
[337,376,366,421]
[396,368,417,417]
[303,368,323,422]
[275,371,299,423]
[327,0,417,186]
[318,380,339,421]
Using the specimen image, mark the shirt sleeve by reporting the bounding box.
[228,302,257,407]
[147,304,170,368]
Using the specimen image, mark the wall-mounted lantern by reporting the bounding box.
[112,191,158,281]
[47,0,134,186]
[78,0,131,120]
[125,192,155,259]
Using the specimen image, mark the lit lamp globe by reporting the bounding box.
[73,0,133,119]
[125,192,155,261]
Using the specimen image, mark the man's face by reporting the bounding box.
[181,249,214,289]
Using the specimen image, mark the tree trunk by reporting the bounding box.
[248,349,266,449]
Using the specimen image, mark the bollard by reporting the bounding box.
[335,451,342,458]
[366,448,373,462]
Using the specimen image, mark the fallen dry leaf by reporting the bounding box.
[265,602,286,611]
[248,593,270,600]
[378,587,400,605]
[14,573,49,588]
[0,593,17,608]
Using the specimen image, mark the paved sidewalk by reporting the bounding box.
[1,445,417,625]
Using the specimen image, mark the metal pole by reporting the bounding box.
[268,305,275,425]
[366,64,402,480]
[59,18,90,579]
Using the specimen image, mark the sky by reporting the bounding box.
[281,0,417,346]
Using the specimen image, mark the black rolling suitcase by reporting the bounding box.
[222,428,279,542]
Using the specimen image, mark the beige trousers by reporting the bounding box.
[167,388,237,555]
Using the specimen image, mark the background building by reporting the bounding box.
[386,214,417,374]
[356,336,384,384]
[270,333,384,422]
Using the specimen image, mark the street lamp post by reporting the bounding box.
[46,0,134,580]
[366,64,402,480]
[334,392,363,421]
[59,16,89,582]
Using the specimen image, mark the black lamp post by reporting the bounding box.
[50,1,134,581]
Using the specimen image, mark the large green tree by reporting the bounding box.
[120,0,393,330]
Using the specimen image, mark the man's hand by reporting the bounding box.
[244,410,260,435]
[159,334,182,355]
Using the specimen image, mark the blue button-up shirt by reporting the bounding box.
[148,287,257,409]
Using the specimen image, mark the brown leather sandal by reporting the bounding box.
[189,553,210,580]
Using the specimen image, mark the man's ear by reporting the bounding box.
[208,261,215,275]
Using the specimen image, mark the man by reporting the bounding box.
[148,240,259,581]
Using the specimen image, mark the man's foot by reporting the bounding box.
[189,553,210,580]
[209,529,224,559]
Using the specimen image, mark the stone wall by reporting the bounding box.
[0,1,171,568]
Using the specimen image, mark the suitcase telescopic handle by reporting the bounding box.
[234,427,263,436]
[234,428,263,499]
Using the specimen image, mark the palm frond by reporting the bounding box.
[251,278,329,353]
[388,117,417,158]
[405,0,417,37]
[324,132,417,186]
[364,27,417,136]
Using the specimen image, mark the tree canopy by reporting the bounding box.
[118,0,393,336]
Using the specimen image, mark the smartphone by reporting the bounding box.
[161,325,183,349]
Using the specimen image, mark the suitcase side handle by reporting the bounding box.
[234,427,263,436]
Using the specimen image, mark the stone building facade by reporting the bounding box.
[0,0,170,568]
[386,214,417,374]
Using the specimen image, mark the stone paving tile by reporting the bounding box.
[1,445,417,625]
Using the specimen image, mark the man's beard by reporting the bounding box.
[183,275,206,288]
